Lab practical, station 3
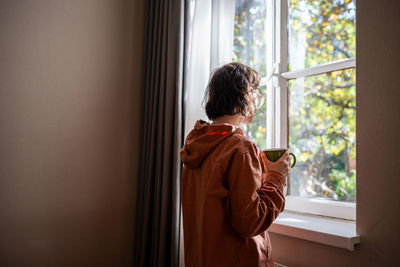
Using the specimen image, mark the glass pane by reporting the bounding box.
[289,69,356,202]
[240,85,267,149]
[288,0,356,71]
[233,0,267,77]
[234,0,267,148]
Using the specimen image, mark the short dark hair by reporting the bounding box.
[203,62,261,121]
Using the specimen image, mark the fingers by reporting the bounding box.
[278,150,290,163]
[261,151,272,163]
[278,151,292,175]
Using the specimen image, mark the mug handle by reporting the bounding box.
[289,153,296,168]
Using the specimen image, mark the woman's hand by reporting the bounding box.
[261,150,292,178]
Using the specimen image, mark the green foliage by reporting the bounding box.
[288,0,355,70]
[233,0,268,147]
[233,0,267,77]
[289,69,356,201]
[288,0,356,202]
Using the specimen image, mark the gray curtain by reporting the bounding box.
[133,0,185,266]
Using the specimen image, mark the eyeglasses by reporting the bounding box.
[251,88,266,110]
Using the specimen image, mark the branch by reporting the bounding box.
[332,44,351,58]
[334,84,355,89]
[313,94,355,110]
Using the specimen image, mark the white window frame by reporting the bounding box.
[264,0,356,220]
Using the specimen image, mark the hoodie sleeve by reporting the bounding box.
[226,147,286,239]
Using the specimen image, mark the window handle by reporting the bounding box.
[266,63,281,81]
[261,63,280,87]
[265,66,276,81]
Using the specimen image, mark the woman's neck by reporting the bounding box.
[212,114,243,126]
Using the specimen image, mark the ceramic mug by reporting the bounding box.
[263,148,296,168]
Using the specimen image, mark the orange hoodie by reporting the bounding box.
[180,120,286,267]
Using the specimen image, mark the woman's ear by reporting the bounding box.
[241,114,255,125]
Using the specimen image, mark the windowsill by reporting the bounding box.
[269,211,360,251]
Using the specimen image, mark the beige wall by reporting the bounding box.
[0,0,144,266]
[271,1,400,266]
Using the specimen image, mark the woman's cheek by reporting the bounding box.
[241,115,255,125]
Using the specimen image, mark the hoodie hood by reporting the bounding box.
[180,120,244,169]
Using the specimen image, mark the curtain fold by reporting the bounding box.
[134,0,184,266]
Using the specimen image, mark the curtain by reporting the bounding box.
[133,0,185,266]
[183,0,235,137]
[134,0,235,266]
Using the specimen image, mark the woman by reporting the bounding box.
[180,62,291,267]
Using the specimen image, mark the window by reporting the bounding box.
[233,0,356,220]
[233,0,268,149]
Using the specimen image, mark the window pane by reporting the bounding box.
[234,0,267,148]
[240,85,267,149]
[288,0,356,71]
[289,68,356,202]
[233,0,267,77]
